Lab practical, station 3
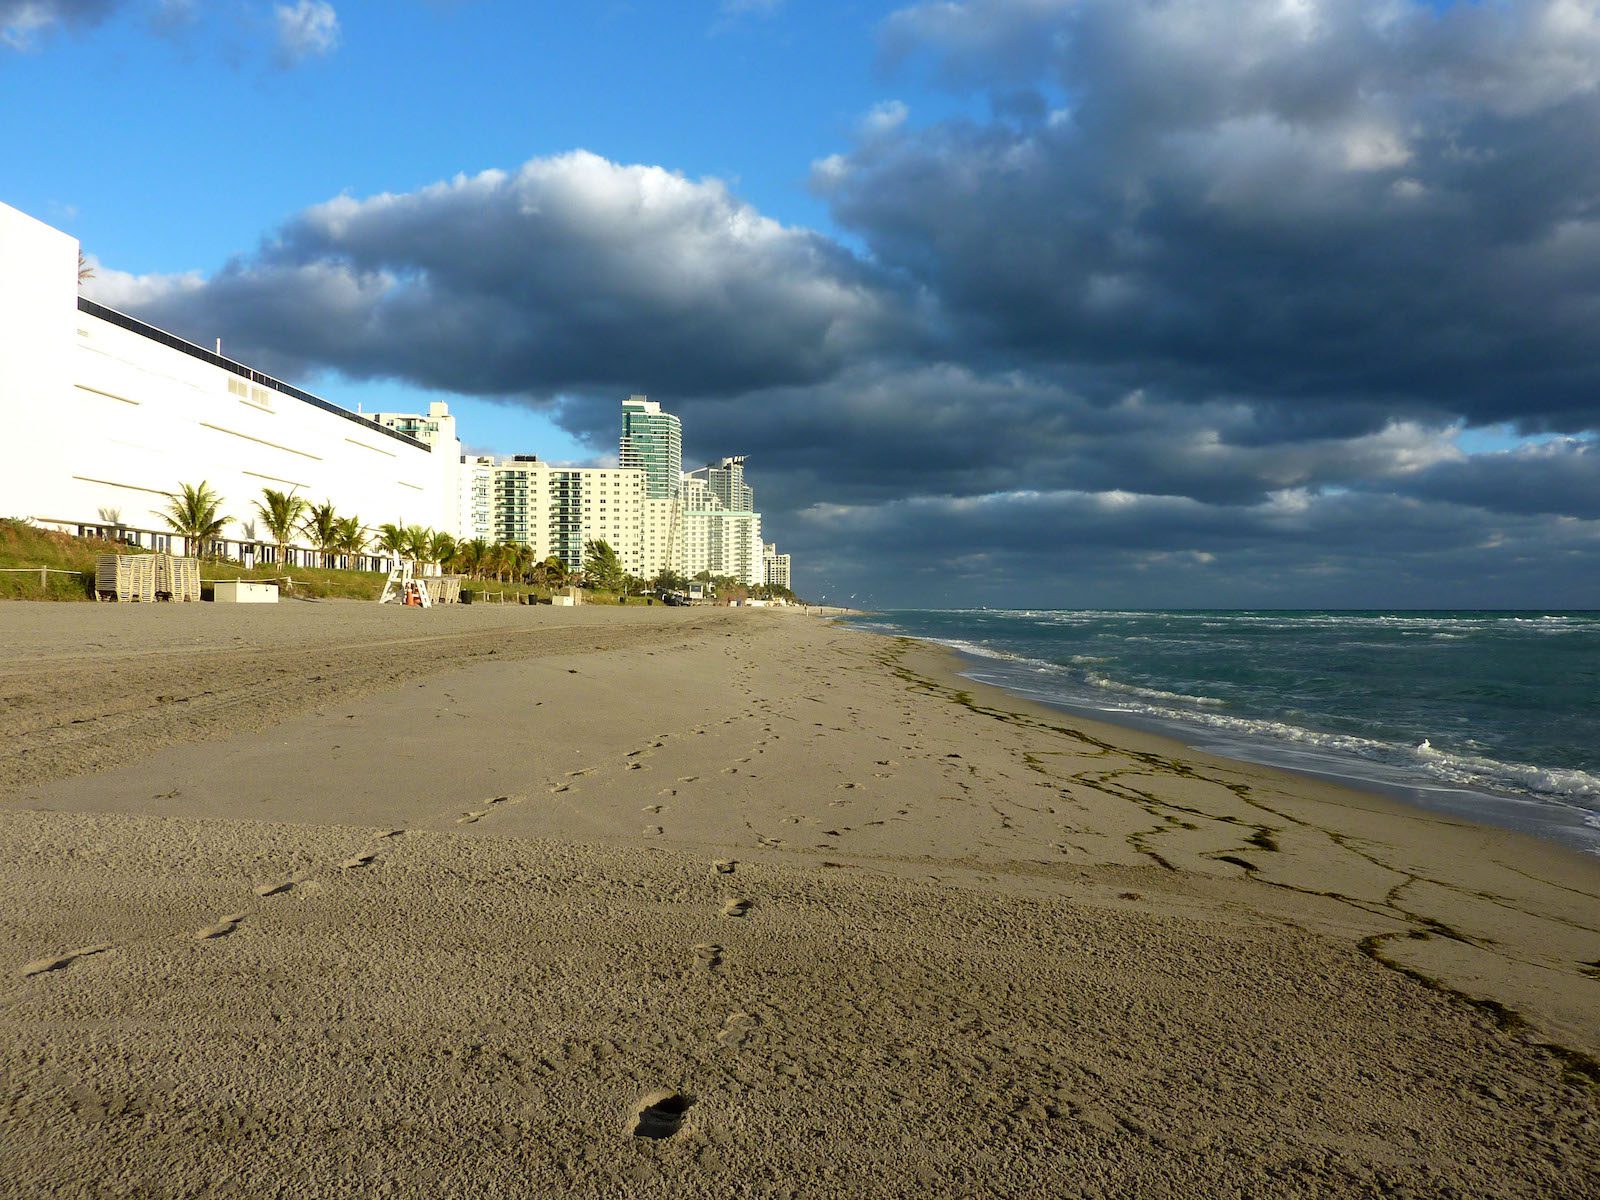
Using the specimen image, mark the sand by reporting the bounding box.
[0,602,1595,1198]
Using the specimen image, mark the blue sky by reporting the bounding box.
[4,1,932,462]
[5,1,1600,607]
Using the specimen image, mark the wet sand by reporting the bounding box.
[1,602,1596,1197]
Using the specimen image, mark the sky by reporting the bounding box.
[4,0,1599,608]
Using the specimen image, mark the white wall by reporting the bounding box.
[0,201,452,553]
[0,202,78,534]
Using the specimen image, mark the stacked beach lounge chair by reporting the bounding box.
[155,553,201,602]
[95,553,202,602]
[95,553,157,602]
[424,576,463,605]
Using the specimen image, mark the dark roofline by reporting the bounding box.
[76,297,429,453]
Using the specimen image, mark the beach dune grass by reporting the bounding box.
[0,519,634,604]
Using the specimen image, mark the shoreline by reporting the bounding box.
[1,603,1595,1196]
[838,614,1600,859]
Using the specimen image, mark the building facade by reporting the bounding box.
[619,395,682,500]
[468,454,652,576]
[763,543,792,590]
[687,456,753,512]
[2,201,787,588]
[458,455,496,543]
[0,202,457,560]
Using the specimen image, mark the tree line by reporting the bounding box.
[156,481,796,599]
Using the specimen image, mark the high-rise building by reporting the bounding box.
[619,395,682,500]
[368,401,464,534]
[458,455,495,542]
[450,399,769,587]
[687,456,753,512]
[763,543,792,591]
[467,454,650,576]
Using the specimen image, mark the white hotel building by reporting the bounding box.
[0,201,459,560]
[1,200,792,588]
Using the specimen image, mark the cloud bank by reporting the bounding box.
[84,0,1600,604]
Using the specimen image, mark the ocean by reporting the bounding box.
[844,610,1600,855]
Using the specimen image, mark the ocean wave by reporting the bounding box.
[1414,740,1600,802]
[1067,696,1600,806]
[1084,673,1225,708]
[925,637,1066,674]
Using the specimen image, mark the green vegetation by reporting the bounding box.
[0,518,382,601]
[254,488,307,566]
[301,500,342,567]
[160,481,229,558]
[6,479,803,606]
[0,517,647,604]
[583,539,625,593]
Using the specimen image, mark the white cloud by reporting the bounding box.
[84,151,909,397]
[274,0,338,65]
[1,0,117,50]
[860,100,910,139]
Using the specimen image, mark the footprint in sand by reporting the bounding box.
[756,835,783,848]
[340,853,377,870]
[693,943,723,971]
[715,1011,758,1049]
[21,943,114,978]
[644,825,664,836]
[457,811,488,825]
[253,879,296,898]
[720,898,753,919]
[375,829,406,840]
[643,804,664,814]
[711,860,737,875]
[679,776,700,784]
[194,914,246,941]
[631,1092,695,1140]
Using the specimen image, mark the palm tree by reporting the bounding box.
[460,537,490,580]
[254,488,307,568]
[335,516,366,570]
[583,539,624,593]
[509,542,533,585]
[428,531,456,574]
[375,522,408,569]
[403,525,432,572]
[533,555,568,591]
[301,501,342,568]
[161,481,229,558]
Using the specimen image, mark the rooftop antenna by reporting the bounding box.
[214,338,221,355]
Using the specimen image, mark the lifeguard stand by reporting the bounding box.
[378,558,431,607]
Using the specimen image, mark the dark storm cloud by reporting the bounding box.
[77,1,1600,602]
[785,486,1600,609]
[552,363,1461,512]
[821,0,1600,432]
[1397,437,1600,519]
[89,152,913,397]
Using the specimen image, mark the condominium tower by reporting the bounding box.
[619,395,682,500]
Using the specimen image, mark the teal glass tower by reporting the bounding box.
[619,395,683,500]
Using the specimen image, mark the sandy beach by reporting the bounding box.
[1,602,1596,1198]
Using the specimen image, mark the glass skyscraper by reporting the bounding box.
[619,395,683,500]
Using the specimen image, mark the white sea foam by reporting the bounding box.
[1414,740,1600,802]
[1084,673,1225,708]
